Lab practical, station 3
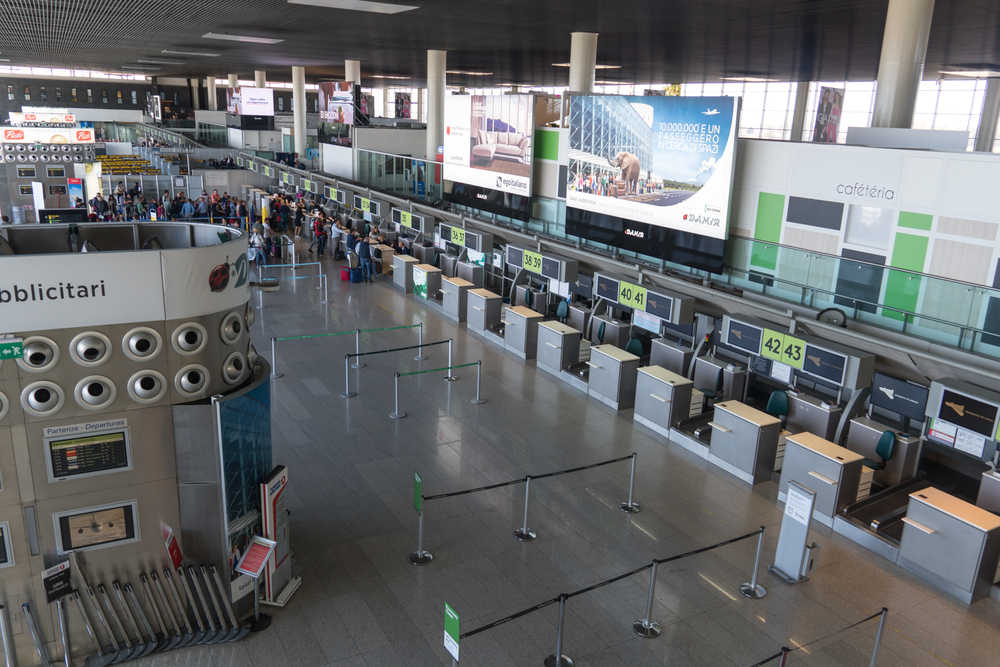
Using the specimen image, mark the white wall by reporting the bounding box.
[64,107,146,123]
[227,127,244,149]
[194,110,227,125]
[355,127,427,157]
[321,143,354,179]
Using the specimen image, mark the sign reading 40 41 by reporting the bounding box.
[208,253,249,293]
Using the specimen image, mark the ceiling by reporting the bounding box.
[1,0,1000,88]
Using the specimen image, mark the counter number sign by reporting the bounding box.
[522,250,543,274]
[0,338,23,359]
[761,328,804,370]
[414,471,422,514]
[450,227,466,247]
[399,210,412,228]
[444,602,460,661]
[618,281,647,311]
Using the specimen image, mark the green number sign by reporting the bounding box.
[414,471,422,514]
[451,227,466,247]
[522,250,543,274]
[761,328,804,369]
[399,210,412,228]
[618,281,647,311]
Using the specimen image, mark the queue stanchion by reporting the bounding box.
[408,472,432,564]
[352,329,365,369]
[620,452,640,513]
[341,355,356,398]
[513,476,536,541]
[415,322,427,360]
[544,594,572,667]
[779,647,791,667]
[869,608,888,667]
[270,337,282,379]
[390,373,405,419]
[633,561,661,638]
[444,339,457,381]
[739,526,767,599]
[321,274,329,304]
[471,361,487,404]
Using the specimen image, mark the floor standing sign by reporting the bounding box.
[769,481,819,583]
[444,602,459,664]
[235,536,277,632]
[260,465,301,606]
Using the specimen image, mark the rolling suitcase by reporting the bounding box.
[341,267,351,281]
[350,268,363,283]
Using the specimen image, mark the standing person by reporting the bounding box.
[307,211,328,255]
[249,223,267,265]
[293,202,305,238]
[279,198,292,233]
[357,235,374,283]
[180,196,195,219]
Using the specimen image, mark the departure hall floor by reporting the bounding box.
[186,247,999,667]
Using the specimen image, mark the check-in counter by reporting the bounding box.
[537,322,582,377]
[786,391,843,442]
[413,263,442,300]
[634,366,693,440]
[590,315,629,348]
[845,416,921,487]
[650,338,694,377]
[898,488,1000,604]
[440,253,459,278]
[779,432,864,527]
[457,261,484,288]
[693,355,746,402]
[709,401,781,485]
[503,305,544,359]
[467,288,502,336]
[376,245,394,274]
[440,276,473,323]
[977,471,1000,514]
[587,344,640,410]
[393,254,420,293]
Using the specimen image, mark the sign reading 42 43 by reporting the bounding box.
[761,328,804,370]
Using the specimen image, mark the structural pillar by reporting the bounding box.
[568,32,598,94]
[345,60,361,86]
[190,78,200,110]
[207,77,218,111]
[425,50,446,160]
[789,82,811,141]
[255,70,266,88]
[871,0,935,128]
[292,66,307,157]
[974,78,1000,152]
[228,74,239,89]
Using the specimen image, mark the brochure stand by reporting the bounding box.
[260,466,301,607]
[235,536,277,632]
[769,481,819,584]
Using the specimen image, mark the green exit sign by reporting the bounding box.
[0,338,23,359]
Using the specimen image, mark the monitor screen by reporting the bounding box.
[444,181,531,221]
[57,503,137,552]
[938,389,998,438]
[594,275,620,301]
[46,429,131,481]
[726,320,762,356]
[800,344,847,386]
[869,373,929,422]
[506,246,523,268]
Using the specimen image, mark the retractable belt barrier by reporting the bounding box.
[748,608,887,667]
[255,273,328,308]
[391,361,483,419]
[269,323,423,379]
[342,339,451,398]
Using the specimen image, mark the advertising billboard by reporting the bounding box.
[2,127,94,144]
[395,92,411,119]
[319,82,355,125]
[567,95,739,241]
[9,111,76,126]
[812,86,844,143]
[226,87,275,116]
[444,94,533,197]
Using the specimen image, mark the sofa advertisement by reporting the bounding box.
[566,95,740,241]
[443,94,534,197]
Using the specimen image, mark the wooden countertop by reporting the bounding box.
[394,254,420,263]
[414,263,441,273]
[639,365,692,386]
[788,391,840,411]
[539,321,582,336]
[592,344,639,363]
[786,432,863,465]
[442,276,474,288]
[506,305,544,320]
[715,400,781,428]
[469,288,501,299]
[909,487,1000,532]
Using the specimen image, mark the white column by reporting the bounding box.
[789,82,811,141]
[207,77,217,111]
[292,66,307,157]
[191,79,200,110]
[345,60,361,86]
[384,89,392,118]
[255,70,266,88]
[228,74,238,89]
[974,78,1000,152]
[425,50,446,160]
[871,0,935,128]
[568,32,598,94]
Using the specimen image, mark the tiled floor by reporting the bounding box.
[142,246,1000,666]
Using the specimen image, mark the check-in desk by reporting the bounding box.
[567,304,591,338]
[786,392,843,442]
[503,305,544,359]
[376,245,394,274]
[393,254,420,293]
[634,366,693,441]
[590,315,629,348]
[845,416,921,487]
[413,263,442,300]
[897,488,1000,604]
[468,288,502,337]
[537,322,582,377]
[413,243,435,264]
[692,355,746,402]
[779,432,864,528]
[441,276,473,323]
[650,338,694,377]
[977,471,1000,514]
[457,261,484,288]
[587,344,640,410]
[440,253,460,277]
[709,401,781,485]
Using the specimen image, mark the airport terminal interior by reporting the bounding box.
[4,1,1000,665]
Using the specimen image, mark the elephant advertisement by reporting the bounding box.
[566,95,740,241]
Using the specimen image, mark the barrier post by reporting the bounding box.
[544,594,571,667]
[620,452,641,514]
[341,355,356,398]
[869,608,888,667]
[321,274,329,304]
[407,513,432,565]
[352,329,365,369]
[470,361,487,404]
[633,561,661,638]
[270,337,282,379]
[444,339,457,381]
[513,476,536,541]
[415,322,427,360]
[779,647,790,667]
[390,373,405,419]
[739,526,767,599]
[316,261,322,288]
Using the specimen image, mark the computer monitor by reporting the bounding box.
[870,372,929,423]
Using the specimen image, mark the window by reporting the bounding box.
[131,90,137,105]
[117,90,123,105]
[6,85,12,100]
[101,89,108,104]
[40,86,47,101]
[313,98,318,112]
[23,85,30,100]
[86,88,93,103]
[55,88,62,102]
[173,92,178,105]
[71,87,77,103]
[278,96,284,111]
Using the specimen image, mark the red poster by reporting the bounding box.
[236,537,275,578]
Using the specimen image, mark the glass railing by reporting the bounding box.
[349,148,1000,361]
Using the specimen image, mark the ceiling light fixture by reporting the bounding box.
[203,33,284,45]
[288,0,418,13]
[162,50,221,57]
[120,65,161,70]
[370,74,411,80]
[446,70,493,76]
[939,69,1000,78]
[552,63,621,69]
[721,76,777,82]
[137,59,184,65]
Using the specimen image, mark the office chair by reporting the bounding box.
[625,338,643,360]
[596,321,606,344]
[864,431,896,471]
[697,367,724,406]
[765,390,789,429]
[556,300,569,323]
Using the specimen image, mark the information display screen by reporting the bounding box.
[800,344,847,386]
[870,373,928,422]
[750,355,772,377]
[644,290,673,322]
[506,246,523,269]
[542,257,561,280]
[726,320,762,356]
[595,275,620,302]
[938,390,998,438]
[57,503,137,552]
[47,430,130,481]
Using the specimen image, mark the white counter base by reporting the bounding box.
[505,342,531,360]
[778,490,834,528]
[483,330,506,350]
[667,428,710,459]
[708,453,756,486]
[634,414,672,441]
[536,363,589,394]
[832,515,901,563]
[897,556,977,605]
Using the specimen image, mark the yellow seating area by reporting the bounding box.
[97,154,161,175]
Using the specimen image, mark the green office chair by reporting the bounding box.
[697,368,724,403]
[864,431,896,471]
[625,338,644,359]
[765,390,789,429]
[596,321,606,344]
[556,300,569,322]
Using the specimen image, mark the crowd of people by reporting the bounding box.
[87,182,253,223]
